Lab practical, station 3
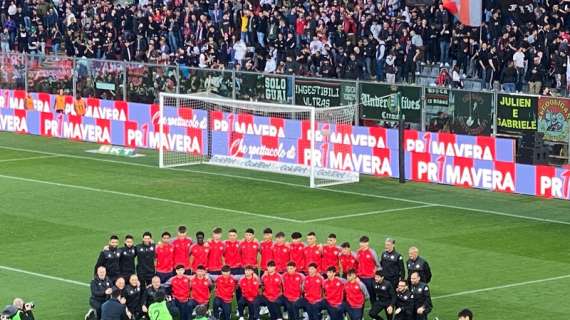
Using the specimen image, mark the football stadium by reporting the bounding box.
[1,0,570,320]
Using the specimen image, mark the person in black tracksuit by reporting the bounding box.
[95,235,121,282]
[380,239,405,287]
[136,232,156,288]
[369,271,396,320]
[393,281,414,320]
[409,272,432,320]
[89,266,113,320]
[406,247,432,285]
[119,235,137,280]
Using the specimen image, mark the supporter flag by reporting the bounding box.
[443,0,482,27]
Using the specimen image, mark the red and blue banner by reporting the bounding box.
[1,89,568,200]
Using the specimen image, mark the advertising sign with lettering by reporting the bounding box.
[294,79,357,108]
[360,82,422,123]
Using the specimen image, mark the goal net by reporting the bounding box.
[158,92,359,188]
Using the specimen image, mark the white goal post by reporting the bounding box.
[158,92,359,188]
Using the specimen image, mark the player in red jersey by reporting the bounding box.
[238,265,262,320]
[172,225,193,274]
[213,265,237,320]
[208,227,225,275]
[356,235,379,304]
[272,232,290,273]
[323,266,345,320]
[155,231,175,283]
[304,232,322,273]
[282,261,305,320]
[339,242,358,278]
[344,269,369,320]
[261,261,283,320]
[190,231,209,273]
[260,228,274,272]
[303,263,324,320]
[165,265,192,320]
[188,265,213,314]
[322,234,341,276]
[289,232,305,273]
[239,228,259,273]
[224,229,243,275]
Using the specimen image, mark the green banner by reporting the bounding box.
[236,73,292,103]
[360,83,422,123]
[294,79,356,108]
[497,93,537,133]
[451,90,494,136]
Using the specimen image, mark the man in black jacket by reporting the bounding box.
[95,235,121,282]
[87,266,112,320]
[101,289,132,320]
[410,272,432,320]
[369,271,396,320]
[406,247,432,284]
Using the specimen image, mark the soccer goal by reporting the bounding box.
[158,92,360,188]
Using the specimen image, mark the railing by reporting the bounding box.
[2,52,569,166]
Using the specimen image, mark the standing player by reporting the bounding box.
[261,261,283,320]
[188,265,213,314]
[238,265,261,320]
[356,236,379,304]
[172,226,192,274]
[322,234,341,276]
[190,231,209,274]
[208,227,225,276]
[323,267,344,320]
[156,232,175,283]
[380,239,405,288]
[136,231,156,287]
[282,262,305,320]
[224,229,243,275]
[119,235,137,280]
[94,235,121,282]
[409,272,432,320]
[239,228,259,273]
[213,265,237,320]
[165,265,192,320]
[260,228,274,272]
[304,232,322,273]
[289,232,305,274]
[86,266,112,320]
[369,271,395,320]
[406,247,431,284]
[272,232,290,273]
[303,263,324,320]
[339,242,358,278]
[343,269,369,320]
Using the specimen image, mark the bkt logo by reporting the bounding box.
[539,171,570,199]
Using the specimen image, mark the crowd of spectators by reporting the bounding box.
[0,0,570,94]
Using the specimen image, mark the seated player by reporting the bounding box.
[323,267,345,320]
[238,265,261,320]
[188,265,213,315]
[213,265,237,320]
[164,265,192,320]
[86,266,112,320]
[260,261,283,320]
[281,261,305,320]
[343,269,369,320]
[303,263,324,320]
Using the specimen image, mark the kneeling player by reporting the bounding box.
[188,265,212,315]
[261,261,283,320]
[303,263,324,320]
[323,267,344,320]
[238,265,261,320]
[282,261,305,320]
[343,269,369,320]
[213,265,237,320]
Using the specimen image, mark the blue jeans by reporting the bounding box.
[376,59,385,81]
[345,305,363,320]
[502,83,516,92]
[439,41,450,64]
[168,31,178,51]
[325,302,344,320]
[257,32,265,47]
[238,296,260,320]
[213,297,232,320]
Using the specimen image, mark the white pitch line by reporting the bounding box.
[303,205,436,223]
[0,155,60,163]
[0,265,89,287]
[1,144,570,226]
[0,173,303,224]
[432,274,570,300]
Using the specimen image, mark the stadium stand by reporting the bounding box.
[0,0,567,95]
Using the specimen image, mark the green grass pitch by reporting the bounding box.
[0,132,569,319]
